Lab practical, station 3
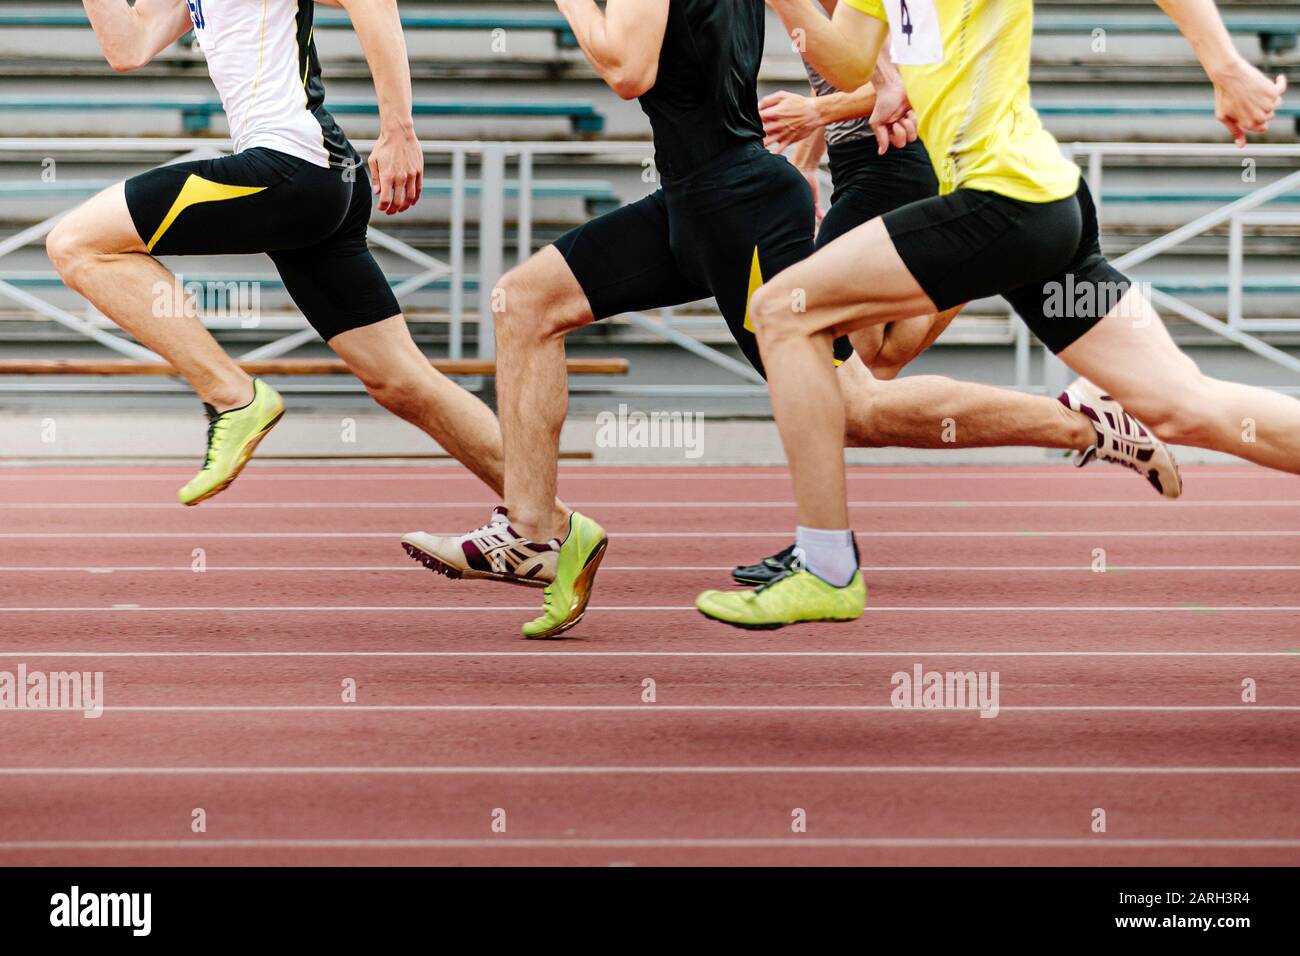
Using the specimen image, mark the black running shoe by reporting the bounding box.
[732,543,798,586]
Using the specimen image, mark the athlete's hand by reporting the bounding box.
[1209,57,1287,147]
[868,80,917,155]
[368,124,424,215]
[760,91,825,152]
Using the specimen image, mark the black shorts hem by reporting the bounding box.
[883,180,1127,352]
[123,148,399,342]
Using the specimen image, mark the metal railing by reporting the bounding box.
[0,138,1297,396]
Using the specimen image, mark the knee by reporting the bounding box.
[492,261,570,341]
[749,283,803,351]
[363,371,428,422]
[46,218,94,282]
[1120,370,1218,446]
[872,338,918,380]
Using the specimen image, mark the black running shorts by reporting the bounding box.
[124,147,400,342]
[882,177,1130,353]
[818,139,939,249]
[553,140,852,376]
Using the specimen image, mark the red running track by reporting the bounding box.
[0,463,1297,866]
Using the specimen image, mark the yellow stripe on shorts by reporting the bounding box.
[146,174,268,252]
[742,246,764,333]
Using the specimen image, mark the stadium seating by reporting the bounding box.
[0,0,1295,362]
[0,96,606,136]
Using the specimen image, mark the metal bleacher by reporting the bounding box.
[0,0,1296,398]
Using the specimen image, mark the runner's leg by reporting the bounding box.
[751,215,936,528]
[839,354,1092,449]
[494,246,598,542]
[328,316,514,496]
[496,194,710,542]
[46,182,253,410]
[1058,289,1300,473]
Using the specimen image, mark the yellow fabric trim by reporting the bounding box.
[742,246,764,333]
[240,0,270,137]
[146,174,267,251]
[842,0,887,20]
[303,26,314,87]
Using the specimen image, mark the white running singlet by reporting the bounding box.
[184,0,346,167]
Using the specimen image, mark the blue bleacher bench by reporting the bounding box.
[1034,14,1300,55]
[0,96,606,135]
[1036,100,1300,135]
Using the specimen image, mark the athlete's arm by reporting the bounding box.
[1154,0,1286,146]
[865,46,916,153]
[81,0,192,73]
[336,0,423,214]
[766,0,887,93]
[553,0,670,99]
[759,85,878,153]
[760,53,914,155]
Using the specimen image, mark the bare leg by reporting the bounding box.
[837,355,1092,450]
[45,182,253,410]
[493,245,596,541]
[331,316,577,521]
[750,217,934,528]
[839,303,1094,449]
[1060,288,1300,473]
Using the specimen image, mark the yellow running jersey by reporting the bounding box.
[843,0,1080,202]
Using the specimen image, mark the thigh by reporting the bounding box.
[757,214,937,341]
[683,152,836,374]
[327,315,430,386]
[551,192,712,321]
[57,181,148,255]
[883,188,1081,312]
[1057,286,1200,408]
[1001,179,1133,354]
[126,148,350,257]
[269,164,400,342]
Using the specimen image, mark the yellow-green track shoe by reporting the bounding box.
[697,568,866,630]
[178,379,285,506]
[522,512,608,639]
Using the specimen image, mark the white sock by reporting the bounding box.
[794,526,857,588]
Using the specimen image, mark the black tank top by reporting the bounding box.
[637,0,766,180]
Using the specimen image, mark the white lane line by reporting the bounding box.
[4,530,1299,539]
[2,564,1298,574]
[2,605,1297,613]
[1,765,1294,775]
[2,499,1294,510]
[2,650,1293,658]
[3,705,1296,713]
[0,838,1295,850]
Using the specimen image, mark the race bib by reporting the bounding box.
[883,0,944,65]
[186,0,215,52]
